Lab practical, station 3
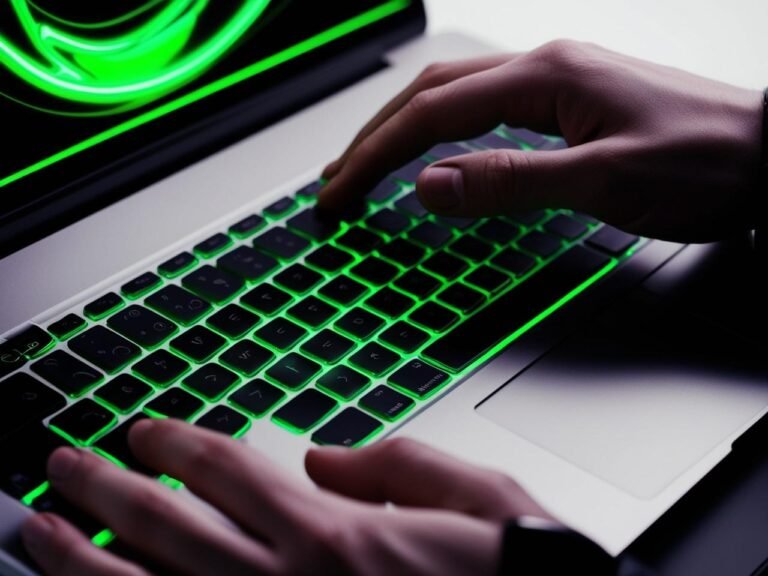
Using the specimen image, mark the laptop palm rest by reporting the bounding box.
[476,290,768,499]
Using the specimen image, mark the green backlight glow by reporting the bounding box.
[91,528,116,548]
[20,480,49,506]
[0,0,412,188]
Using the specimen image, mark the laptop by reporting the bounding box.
[2,2,767,573]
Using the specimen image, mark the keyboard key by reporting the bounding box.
[336,226,383,255]
[94,374,152,413]
[229,379,285,417]
[335,308,385,340]
[218,246,278,282]
[182,265,244,304]
[266,353,321,390]
[48,314,87,341]
[504,127,550,149]
[379,321,429,353]
[196,406,250,437]
[517,231,562,259]
[219,341,274,377]
[84,292,124,320]
[395,269,442,298]
[31,351,102,396]
[264,196,296,217]
[170,326,226,363]
[437,283,485,313]
[49,399,116,444]
[316,366,370,400]
[365,287,414,318]
[133,349,189,386]
[574,212,600,225]
[378,238,425,268]
[465,265,510,293]
[491,248,536,277]
[288,296,338,328]
[471,132,520,150]
[241,284,292,316]
[366,208,411,236]
[367,179,401,203]
[31,488,103,536]
[229,214,265,238]
[194,233,232,258]
[389,359,449,398]
[158,252,198,278]
[544,214,589,240]
[507,210,547,227]
[359,385,414,421]
[305,245,353,272]
[394,269,441,298]
[295,180,324,200]
[254,317,307,351]
[2,326,53,363]
[145,388,204,420]
[287,208,340,241]
[146,285,212,326]
[391,158,429,183]
[319,275,367,306]
[0,373,66,437]
[274,263,323,294]
[272,389,337,432]
[449,236,494,262]
[349,343,400,377]
[0,424,68,499]
[587,226,639,255]
[93,414,152,474]
[422,251,468,280]
[206,304,259,339]
[254,227,310,260]
[301,329,355,363]
[475,219,520,245]
[121,272,161,299]
[394,191,428,218]
[69,326,141,373]
[183,364,239,401]
[426,142,469,160]
[437,216,476,231]
[350,256,399,286]
[424,245,611,372]
[409,302,459,332]
[312,408,382,447]
[107,305,177,349]
[409,221,452,249]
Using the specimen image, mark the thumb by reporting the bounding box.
[415,146,599,217]
[305,438,552,520]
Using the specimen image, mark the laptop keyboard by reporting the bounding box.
[0,126,642,542]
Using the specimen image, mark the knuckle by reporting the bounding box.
[482,151,518,210]
[416,61,451,87]
[187,437,233,472]
[121,486,175,538]
[529,39,608,86]
[534,39,586,65]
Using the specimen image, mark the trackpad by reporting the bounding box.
[477,291,768,499]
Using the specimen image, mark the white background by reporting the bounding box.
[424,0,768,88]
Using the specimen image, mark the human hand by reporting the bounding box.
[21,419,554,576]
[319,41,764,242]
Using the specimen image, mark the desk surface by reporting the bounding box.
[425,0,768,89]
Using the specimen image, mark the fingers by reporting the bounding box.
[318,57,565,213]
[22,514,149,576]
[45,447,274,576]
[305,438,554,521]
[322,54,516,180]
[128,418,312,540]
[415,146,600,217]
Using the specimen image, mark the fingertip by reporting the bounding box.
[304,446,349,479]
[321,159,342,180]
[416,165,465,214]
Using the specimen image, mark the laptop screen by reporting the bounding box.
[0,0,420,249]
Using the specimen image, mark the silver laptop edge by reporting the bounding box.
[2,31,766,573]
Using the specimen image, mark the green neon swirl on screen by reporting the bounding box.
[0,0,412,188]
[0,0,272,106]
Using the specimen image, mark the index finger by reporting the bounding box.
[317,55,564,212]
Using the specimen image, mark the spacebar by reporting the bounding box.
[422,245,612,372]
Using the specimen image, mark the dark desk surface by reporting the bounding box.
[623,238,768,575]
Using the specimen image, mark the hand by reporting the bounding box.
[319,41,764,242]
[21,420,554,576]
